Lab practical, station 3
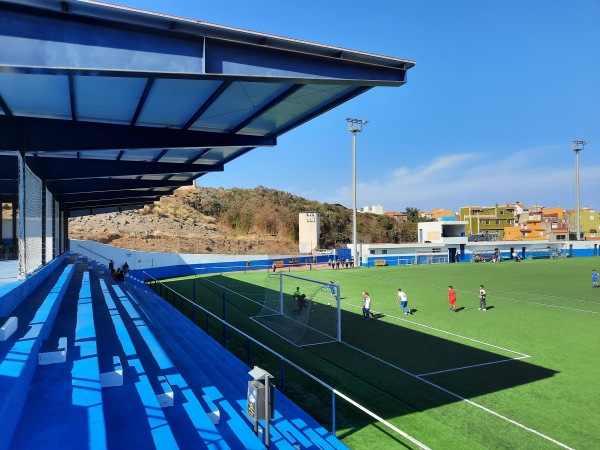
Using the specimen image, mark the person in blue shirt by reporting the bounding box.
[592,269,598,288]
[329,281,336,296]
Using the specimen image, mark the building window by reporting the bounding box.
[382,249,388,254]
[500,210,504,215]
[556,235,566,240]
[486,220,490,225]
[496,219,500,225]
[370,250,375,254]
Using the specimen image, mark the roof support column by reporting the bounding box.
[41,178,47,266]
[17,151,25,279]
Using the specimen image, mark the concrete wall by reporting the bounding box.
[70,238,600,277]
[69,239,332,279]
[359,240,599,266]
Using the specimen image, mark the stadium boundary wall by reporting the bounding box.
[70,240,332,280]
[70,239,599,279]
[361,241,599,267]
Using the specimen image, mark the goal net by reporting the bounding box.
[526,248,552,259]
[252,273,341,347]
[415,251,448,265]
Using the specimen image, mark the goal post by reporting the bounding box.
[253,272,341,347]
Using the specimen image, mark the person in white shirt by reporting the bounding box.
[478,285,487,310]
[396,288,411,315]
[362,291,372,320]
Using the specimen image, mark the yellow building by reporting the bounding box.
[460,204,516,238]
[541,207,564,220]
[504,220,547,240]
[504,226,522,240]
[421,208,453,221]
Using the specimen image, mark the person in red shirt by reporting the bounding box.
[448,285,457,312]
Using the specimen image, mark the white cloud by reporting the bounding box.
[325,146,600,212]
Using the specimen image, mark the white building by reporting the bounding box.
[418,221,468,245]
[359,204,384,214]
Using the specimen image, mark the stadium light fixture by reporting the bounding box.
[346,118,368,265]
[572,140,588,241]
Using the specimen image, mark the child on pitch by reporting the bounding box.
[448,285,457,312]
[592,269,599,288]
[329,281,337,296]
[362,291,372,320]
[478,285,487,310]
[293,286,301,310]
[396,288,411,315]
[292,286,307,312]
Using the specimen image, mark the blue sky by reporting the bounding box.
[117,0,599,213]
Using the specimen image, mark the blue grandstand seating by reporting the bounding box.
[72,271,106,449]
[3,257,348,449]
[0,261,76,450]
[111,283,258,449]
[123,289,277,449]
[97,278,179,450]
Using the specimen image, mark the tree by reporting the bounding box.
[405,207,421,223]
[397,222,417,242]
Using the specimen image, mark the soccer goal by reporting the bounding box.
[415,250,449,265]
[527,247,552,259]
[252,273,341,347]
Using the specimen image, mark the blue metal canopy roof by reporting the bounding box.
[0,0,415,215]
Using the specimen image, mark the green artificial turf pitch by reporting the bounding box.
[159,257,600,449]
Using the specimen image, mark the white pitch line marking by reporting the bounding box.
[341,341,574,450]
[490,295,600,314]
[342,302,530,357]
[417,356,530,377]
[493,289,600,305]
[346,272,600,313]
[341,303,574,448]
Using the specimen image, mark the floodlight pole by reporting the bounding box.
[346,118,368,266]
[573,140,588,241]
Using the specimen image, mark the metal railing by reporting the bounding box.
[140,271,430,450]
[71,242,111,262]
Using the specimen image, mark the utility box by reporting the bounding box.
[247,380,275,421]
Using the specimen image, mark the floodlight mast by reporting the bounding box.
[572,140,588,241]
[346,118,368,266]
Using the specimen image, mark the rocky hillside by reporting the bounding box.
[69,186,417,254]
